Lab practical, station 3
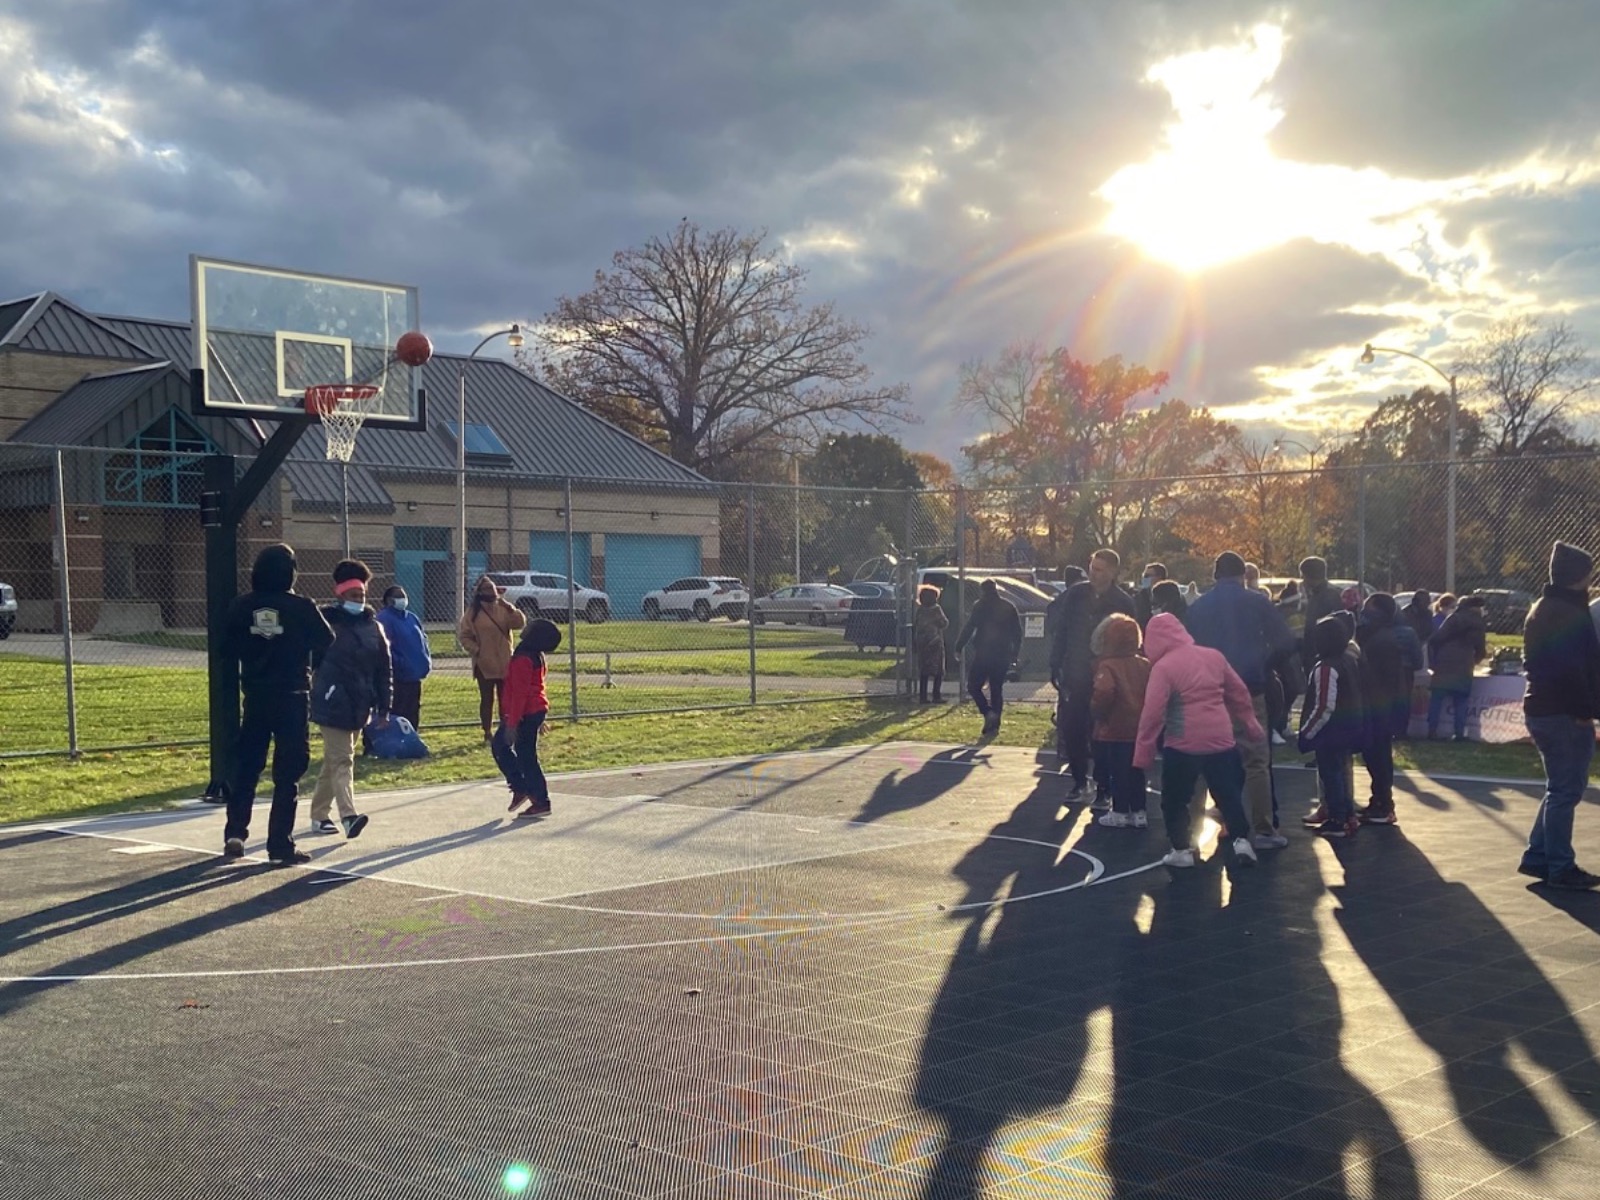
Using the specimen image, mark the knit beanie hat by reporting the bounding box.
[1213,551,1246,579]
[1549,540,1594,588]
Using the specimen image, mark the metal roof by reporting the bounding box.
[0,298,36,342]
[9,305,712,490]
[0,293,153,360]
[9,363,180,446]
[280,459,395,513]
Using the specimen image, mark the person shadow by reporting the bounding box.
[1335,832,1600,1173]
[1104,837,1422,1198]
[908,776,1144,1196]
[853,748,991,825]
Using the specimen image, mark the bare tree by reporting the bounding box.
[1457,316,1596,453]
[953,341,1047,435]
[532,221,909,477]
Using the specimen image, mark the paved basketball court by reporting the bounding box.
[3,743,1598,1199]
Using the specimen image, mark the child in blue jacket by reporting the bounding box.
[376,585,432,732]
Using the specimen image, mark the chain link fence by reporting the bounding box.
[4,441,1597,756]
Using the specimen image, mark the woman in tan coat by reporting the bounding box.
[457,575,526,740]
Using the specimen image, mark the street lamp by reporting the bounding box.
[1360,342,1458,592]
[457,324,524,619]
[1273,437,1319,558]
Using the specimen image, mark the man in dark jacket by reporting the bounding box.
[955,578,1022,737]
[1050,549,1137,801]
[1187,551,1296,846]
[1298,556,1340,665]
[1133,561,1168,629]
[1519,541,1600,890]
[220,543,334,865]
[1354,593,1407,825]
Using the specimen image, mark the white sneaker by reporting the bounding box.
[1131,812,1149,829]
[308,819,337,835]
[1162,848,1196,868]
[1252,833,1289,849]
[1270,730,1287,746]
[1233,837,1259,865]
[1097,811,1130,828]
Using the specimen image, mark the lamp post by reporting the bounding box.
[1274,436,1319,558]
[1360,343,1457,593]
[457,324,523,620]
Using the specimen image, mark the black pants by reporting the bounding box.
[491,711,549,801]
[919,673,944,701]
[1057,683,1104,790]
[967,661,1006,717]
[1160,747,1249,849]
[391,679,422,729]
[225,689,310,856]
[1361,733,1394,812]
[1093,739,1146,813]
[477,675,505,734]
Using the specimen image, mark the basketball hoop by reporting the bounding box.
[305,384,380,463]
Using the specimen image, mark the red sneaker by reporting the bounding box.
[519,797,552,818]
[1301,804,1328,828]
[507,792,528,812]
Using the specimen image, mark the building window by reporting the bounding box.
[440,420,514,466]
[103,410,216,509]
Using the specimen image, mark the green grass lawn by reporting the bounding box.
[0,658,830,755]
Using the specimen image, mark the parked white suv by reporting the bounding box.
[487,571,611,624]
[641,576,749,622]
[0,581,14,639]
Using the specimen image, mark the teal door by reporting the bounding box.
[530,531,592,586]
[394,526,452,621]
[605,534,701,619]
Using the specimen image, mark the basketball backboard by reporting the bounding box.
[190,256,425,430]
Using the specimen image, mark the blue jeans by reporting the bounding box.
[491,712,549,802]
[1427,687,1469,738]
[1316,749,1354,823]
[1523,714,1595,878]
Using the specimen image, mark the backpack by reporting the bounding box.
[367,715,429,759]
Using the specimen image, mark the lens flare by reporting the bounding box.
[501,1163,536,1194]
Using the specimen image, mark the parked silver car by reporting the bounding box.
[0,580,14,639]
[752,584,855,626]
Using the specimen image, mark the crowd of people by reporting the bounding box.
[217,547,556,866]
[918,541,1600,890]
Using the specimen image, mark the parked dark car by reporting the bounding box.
[1476,588,1535,633]
[843,582,899,651]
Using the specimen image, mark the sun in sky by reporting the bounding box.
[1097,24,1464,276]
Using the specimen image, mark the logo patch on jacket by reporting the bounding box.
[250,608,283,639]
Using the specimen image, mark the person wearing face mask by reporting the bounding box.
[458,575,527,742]
[375,585,431,733]
[1133,561,1168,629]
[307,559,391,838]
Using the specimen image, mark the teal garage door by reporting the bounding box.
[529,531,592,586]
[605,534,700,619]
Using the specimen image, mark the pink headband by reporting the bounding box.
[334,578,366,597]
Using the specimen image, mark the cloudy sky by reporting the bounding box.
[3,0,1598,464]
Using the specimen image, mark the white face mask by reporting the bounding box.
[342,600,365,615]
[392,597,409,612]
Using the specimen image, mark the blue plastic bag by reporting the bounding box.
[367,715,429,759]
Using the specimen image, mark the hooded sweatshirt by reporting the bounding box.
[1525,541,1600,719]
[221,544,335,694]
[1133,613,1264,770]
[1089,613,1151,742]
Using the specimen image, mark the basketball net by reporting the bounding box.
[304,384,380,463]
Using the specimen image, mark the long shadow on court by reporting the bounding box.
[1336,832,1600,1170]
[853,748,991,825]
[0,866,356,1020]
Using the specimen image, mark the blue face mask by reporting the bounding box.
[342,600,365,615]
[391,597,408,612]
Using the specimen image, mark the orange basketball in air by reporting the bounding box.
[395,330,433,367]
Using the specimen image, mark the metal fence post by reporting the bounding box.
[955,486,968,688]
[565,477,578,723]
[52,449,80,758]
[1356,466,1367,586]
[902,490,914,697]
[747,484,757,705]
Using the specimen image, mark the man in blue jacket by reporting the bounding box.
[1186,551,1296,848]
[1519,541,1600,890]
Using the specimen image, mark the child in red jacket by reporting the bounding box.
[1090,613,1152,828]
[493,618,561,817]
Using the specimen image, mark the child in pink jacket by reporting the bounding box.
[1133,613,1267,868]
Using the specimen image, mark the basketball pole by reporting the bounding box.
[199,410,313,804]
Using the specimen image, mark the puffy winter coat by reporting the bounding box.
[376,605,432,684]
[913,599,950,672]
[311,605,393,731]
[1133,613,1264,770]
[1089,613,1151,742]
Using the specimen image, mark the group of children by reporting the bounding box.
[221,544,562,863]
